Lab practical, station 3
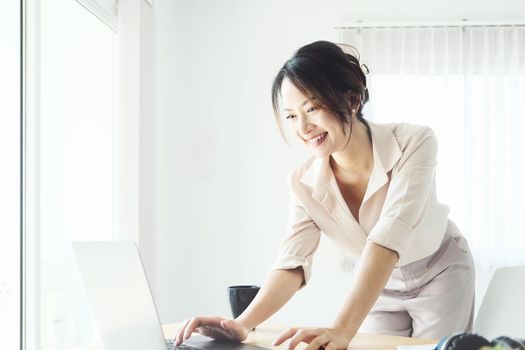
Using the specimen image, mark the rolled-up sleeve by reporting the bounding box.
[271,188,321,288]
[367,126,439,265]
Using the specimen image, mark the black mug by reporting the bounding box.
[228,285,260,319]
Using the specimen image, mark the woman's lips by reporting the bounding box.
[307,132,328,147]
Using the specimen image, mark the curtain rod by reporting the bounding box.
[335,19,525,30]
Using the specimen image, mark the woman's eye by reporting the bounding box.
[306,107,315,113]
[286,114,295,120]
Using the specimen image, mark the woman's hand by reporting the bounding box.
[272,327,353,350]
[174,316,251,346]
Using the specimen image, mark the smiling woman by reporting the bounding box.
[174,41,475,349]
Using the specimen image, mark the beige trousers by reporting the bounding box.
[360,220,475,339]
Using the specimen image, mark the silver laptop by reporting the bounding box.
[72,241,267,350]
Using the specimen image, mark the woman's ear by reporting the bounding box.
[346,91,361,110]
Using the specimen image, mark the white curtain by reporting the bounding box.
[340,25,525,271]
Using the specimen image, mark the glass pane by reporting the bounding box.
[0,0,21,349]
[38,0,115,348]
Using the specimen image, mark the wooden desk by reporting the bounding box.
[162,323,437,350]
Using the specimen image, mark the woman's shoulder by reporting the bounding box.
[377,121,437,150]
[375,121,438,170]
[383,121,435,137]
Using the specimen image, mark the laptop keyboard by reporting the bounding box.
[165,338,200,350]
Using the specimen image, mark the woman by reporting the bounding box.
[175,40,475,350]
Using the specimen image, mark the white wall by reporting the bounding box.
[152,0,525,327]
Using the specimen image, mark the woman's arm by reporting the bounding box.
[237,267,304,329]
[175,267,304,345]
[332,241,398,336]
[273,241,398,350]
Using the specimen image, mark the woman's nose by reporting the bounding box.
[298,115,312,136]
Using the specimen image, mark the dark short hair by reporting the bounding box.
[271,40,370,141]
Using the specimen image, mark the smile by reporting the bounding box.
[307,132,328,146]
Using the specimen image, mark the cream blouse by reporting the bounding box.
[271,121,451,285]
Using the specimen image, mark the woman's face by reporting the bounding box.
[280,78,350,158]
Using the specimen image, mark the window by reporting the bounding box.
[0,1,21,349]
[25,0,116,348]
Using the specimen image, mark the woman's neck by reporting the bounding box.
[330,120,373,179]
